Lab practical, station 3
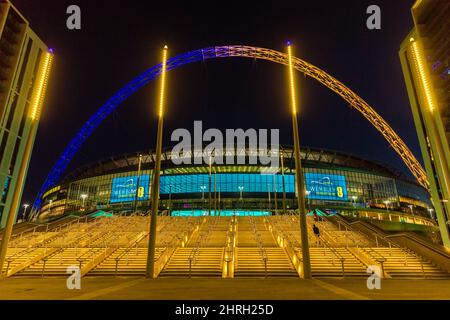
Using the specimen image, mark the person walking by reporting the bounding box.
[313,210,318,222]
[313,224,321,245]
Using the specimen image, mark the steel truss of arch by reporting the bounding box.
[32,45,429,212]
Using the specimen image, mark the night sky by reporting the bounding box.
[12,0,418,205]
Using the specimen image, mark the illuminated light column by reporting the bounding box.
[209,155,212,216]
[214,170,217,216]
[133,154,143,213]
[0,50,54,277]
[146,45,168,279]
[281,152,287,215]
[286,42,311,279]
[409,38,450,246]
[273,174,278,213]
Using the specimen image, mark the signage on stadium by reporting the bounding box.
[305,173,348,201]
[110,175,150,203]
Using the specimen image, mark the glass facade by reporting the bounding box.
[160,173,295,194]
[41,164,433,219]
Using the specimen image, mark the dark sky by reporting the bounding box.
[12,0,418,205]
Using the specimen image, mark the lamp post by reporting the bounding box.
[273,175,278,213]
[146,45,168,279]
[238,186,244,209]
[305,190,311,209]
[214,171,217,216]
[286,42,311,279]
[48,200,53,214]
[22,204,30,221]
[133,154,143,213]
[383,200,390,212]
[80,194,87,209]
[351,196,357,207]
[408,204,414,215]
[208,155,212,216]
[168,184,172,216]
[281,152,287,215]
[200,185,206,201]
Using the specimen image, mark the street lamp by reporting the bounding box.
[238,186,244,201]
[48,200,53,214]
[147,45,169,279]
[80,194,88,209]
[287,42,311,278]
[383,200,390,212]
[200,185,206,200]
[427,208,434,219]
[22,204,29,221]
[351,196,357,207]
[133,154,143,213]
[305,190,311,208]
[408,204,414,215]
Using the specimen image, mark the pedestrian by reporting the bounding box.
[313,224,321,245]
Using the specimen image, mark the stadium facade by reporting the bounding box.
[37,146,435,226]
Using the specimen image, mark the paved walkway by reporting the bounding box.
[0,277,449,300]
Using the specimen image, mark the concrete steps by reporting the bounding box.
[362,247,450,279]
[235,247,297,277]
[159,247,224,277]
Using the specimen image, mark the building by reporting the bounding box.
[0,0,52,227]
[399,0,450,246]
[37,146,435,228]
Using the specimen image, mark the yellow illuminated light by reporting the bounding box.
[158,45,168,118]
[30,51,53,120]
[287,44,297,115]
[410,40,436,112]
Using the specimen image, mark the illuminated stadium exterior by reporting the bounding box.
[37,145,435,225]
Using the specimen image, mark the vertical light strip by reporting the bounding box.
[158,45,168,118]
[409,39,436,112]
[30,51,54,121]
[287,43,297,115]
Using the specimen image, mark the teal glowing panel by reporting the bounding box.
[171,210,271,217]
[160,173,295,194]
[305,173,348,201]
[110,174,150,203]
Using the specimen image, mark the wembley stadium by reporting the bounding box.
[37,145,434,227]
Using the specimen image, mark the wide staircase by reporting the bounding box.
[159,216,228,277]
[360,247,450,278]
[2,212,449,279]
[15,216,143,276]
[90,216,200,276]
[235,216,297,277]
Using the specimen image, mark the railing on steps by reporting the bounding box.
[332,214,428,278]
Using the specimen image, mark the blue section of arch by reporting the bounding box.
[33,47,229,211]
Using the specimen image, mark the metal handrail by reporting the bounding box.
[188,217,217,271]
[333,214,428,276]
